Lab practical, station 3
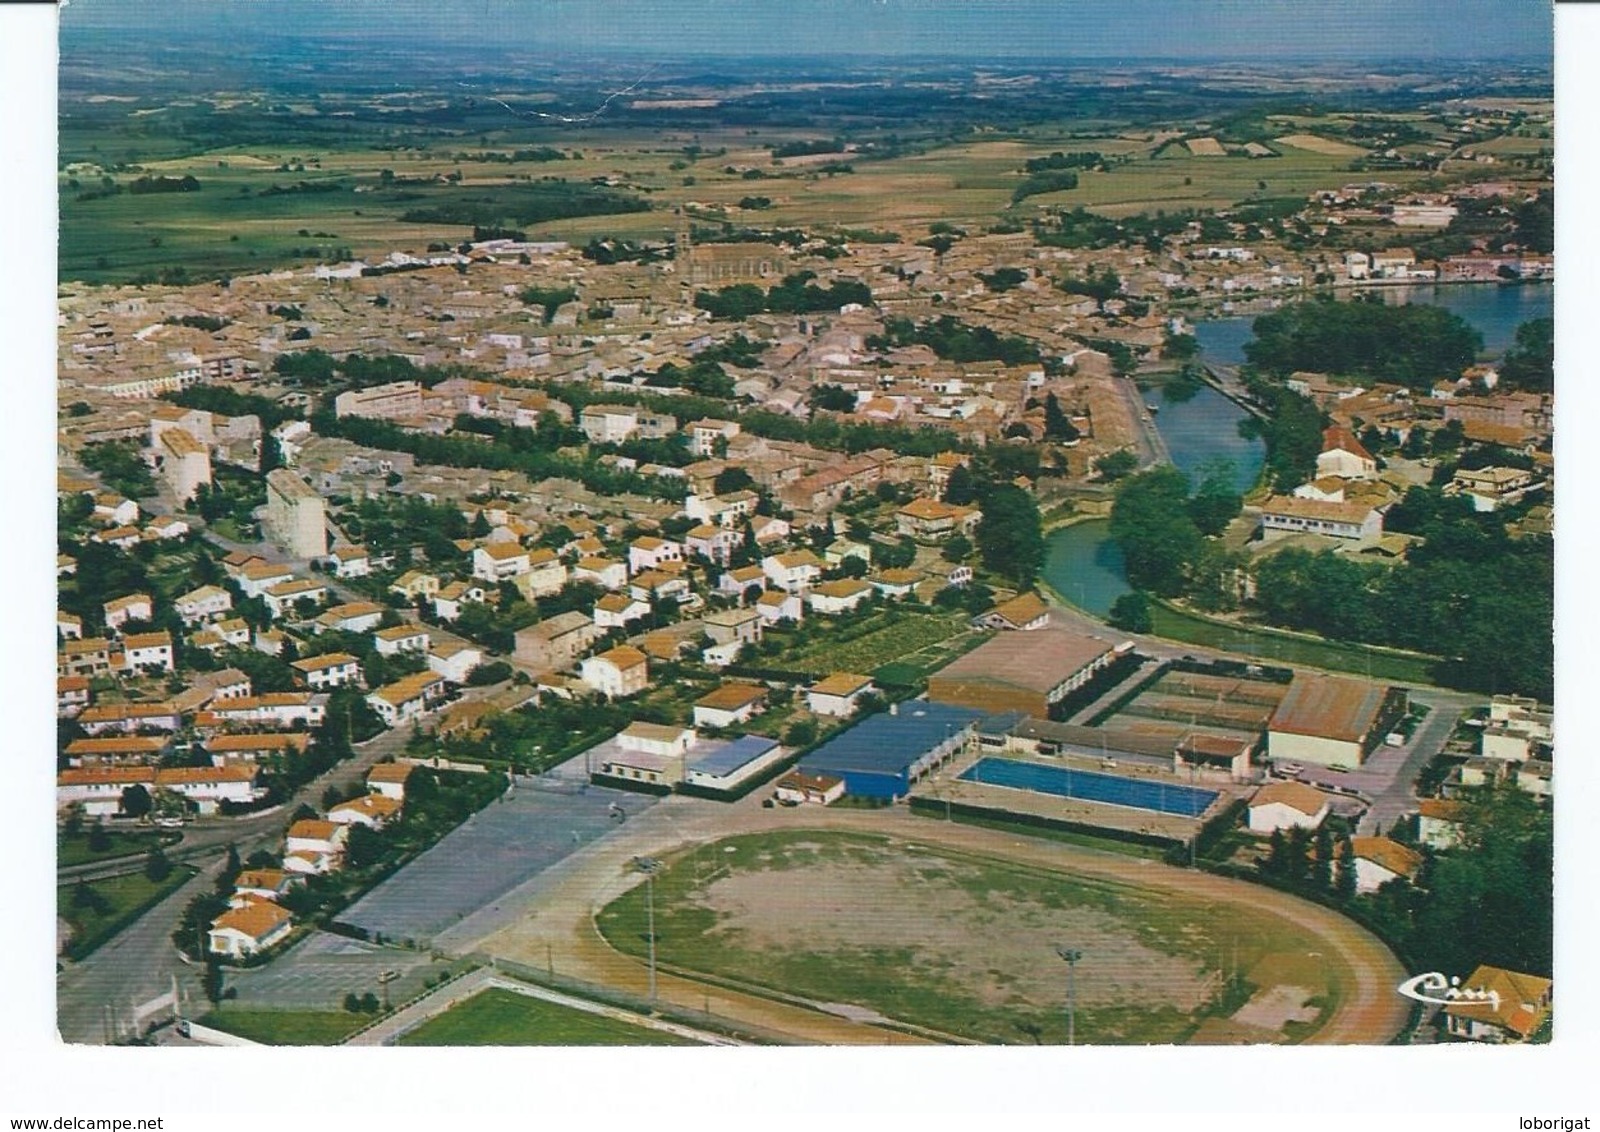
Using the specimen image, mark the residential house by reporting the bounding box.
[628,536,683,575]
[373,625,431,656]
[328,545,373,578]
[1246,782,1332,834]
[290,652,363,690]
[807,672,877,718]
[1418,798,1466,850]
[755,589,804,625]
[693,683,769,729]
[595,592,651,629]
[579,646,650,699]
[78,702,181,736]
[511,548,568,599]
[204,733,311,767]
[174,584,233,625]
[703,607,763,649]
[284,819,349,875]
[231,869,302,907]
[263,579,328,619]
[573,557,628,591]
[366,671,449,727]
[687,418,741,457]
[327,793,403,829]
[205,692,328,730]
[208,902,295,959]
[233,561,295,599]
[514,610,604,673]
[763,550,825,594]
[1441,966,1552,1044]
[390,570,442,601]
[1259,496,1383,542]
[431,581,488,622]
[367,761,415,799]
[427,642,483,684]
[316,602,387,634]
[719,564,767,598]
[895,498,982,542]
[58,637,114,678]
[472,542,532,582]
[1315,426,1378,480]
[102,593,154,634]
[1350,836,1424,893]
[685,523,744,566]
[972,592,1051,632]
[57,675,91,717]
[57,612,83,641]
[774,771,846,806]
[121,630,175,673]
[808,578,874,616]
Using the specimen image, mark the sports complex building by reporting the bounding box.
[925,628,1117,717]
[1266,672,1409,767]
[797,701,983,799]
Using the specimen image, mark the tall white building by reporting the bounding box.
[263,469,327,559]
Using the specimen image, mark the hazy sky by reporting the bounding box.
[63,0,1552,60]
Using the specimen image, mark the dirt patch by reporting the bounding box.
[1275,134,1367,157]
[695,846,1213,1013]
[1233,985,1319,1031]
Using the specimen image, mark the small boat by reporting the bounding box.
[1145,402,1160,413]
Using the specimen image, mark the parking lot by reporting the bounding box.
[224,930,456,1012]
[339,765,659,947]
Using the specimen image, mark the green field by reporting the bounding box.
[57,828,174,868]
[58,867,196,960]
[398,988,699,1046]
[196,1009,367,1046]
[1146,599,1439,686]
[597,830,1344,1045]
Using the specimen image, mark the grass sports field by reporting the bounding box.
[398,988,699,1046]
[597,830,1346,1045]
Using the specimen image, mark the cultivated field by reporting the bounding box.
[596,830,1346,1045]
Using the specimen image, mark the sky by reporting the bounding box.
[61,0,1554,61]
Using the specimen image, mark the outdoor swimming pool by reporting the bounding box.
[958,757,1220,817]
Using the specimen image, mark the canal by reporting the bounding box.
[1042,281,1553,617]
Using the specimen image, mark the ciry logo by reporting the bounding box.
[1397,972,1500,1011]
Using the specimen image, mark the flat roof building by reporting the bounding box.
[799,701,982,799]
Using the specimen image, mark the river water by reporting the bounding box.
[1042,281,1553,615]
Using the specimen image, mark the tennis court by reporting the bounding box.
[958,757,1219,817]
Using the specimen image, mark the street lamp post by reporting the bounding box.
[633,857,663,1003]
[1055,946,1083,1046]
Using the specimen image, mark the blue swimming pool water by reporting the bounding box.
[958,758,1219,817]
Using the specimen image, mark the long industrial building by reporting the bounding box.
[1266,673,1408,767]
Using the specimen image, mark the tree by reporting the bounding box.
[974,485,1045,587]
[203,959,225,1005]
[1109,466,1203,597]
[344,823,385,870]
[784,719,817,747]
[713,466,755,495]
[1094,450,1139,482]
[360,992,381,1014]
[120,784,152,820]
[1313,824,1334,892]
[144,847,173,883]
[942,464,978,506]
[1498,318,1553,393]
[86,822,111,853]
[1335,835,1357,903]
[344,992,363,1013]
[941,533,972,563]
[1108,591,1153,633]
[1043,393,1080,441]
[1185,463,1243,537]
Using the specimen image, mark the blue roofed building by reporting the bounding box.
[684,734,788,793]
[798,701,983,799]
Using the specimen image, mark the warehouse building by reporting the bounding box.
[1266,673,1409,768]
[926,629,1115,718]
[798,701,982,800]
[684,735,788,794]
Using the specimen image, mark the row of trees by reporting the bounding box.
[693,271,873,320]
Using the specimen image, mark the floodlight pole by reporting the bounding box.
[1056,945,1083,1046]
[634,856,663,1002]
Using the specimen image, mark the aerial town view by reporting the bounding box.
[50,0,1555,1053]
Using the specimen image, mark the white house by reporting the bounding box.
[755,589,804,625]
[1350,836,1423,894]
[427,642,483,684]
[328,545,372,578]
[205,692,327,729]
[693,683,769,729]
[595,593,651,629]
[263,579,328,619]
[807,672,876,717]
[327,793,403,829]
[1417,798,1466,850]
[317,602,387,634]
[365,671,448,727]
[290,652,363,690]
[208,902,294,959]
[808,579,873,616]
[473,542,532,582]
[774,771,846,806]
[1315,426,1377,480]
[1441,966,1552,1044]
[685,523,744,566]
[1259,496,1383,542]
[513,549,569,600]
[763,550,825,594]
[120,631,175,673]
[103,593,154,633]
[374,625,431,656]
[628,536,683,575]
[573,557,628,591]
[174,584,233,625]
[431,581,488,622]
[1246,781,1332,834]
[285,818,348,860]
[367,762,415,799]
